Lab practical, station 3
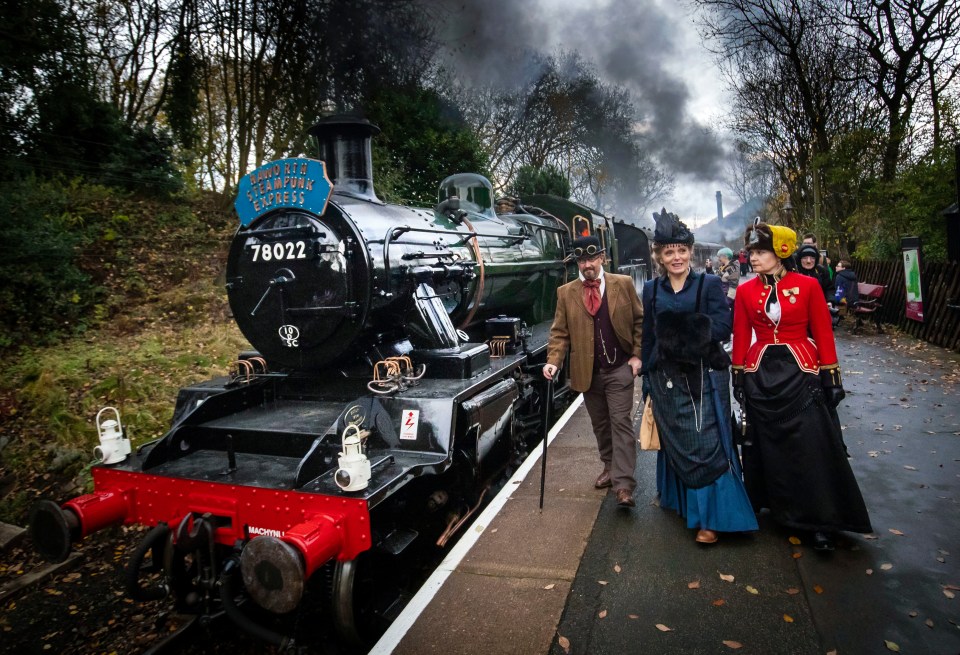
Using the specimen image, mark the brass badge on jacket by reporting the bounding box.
[782,287,800,304]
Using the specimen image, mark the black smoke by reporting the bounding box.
[423,0,727,182]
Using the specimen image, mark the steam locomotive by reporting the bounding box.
[28,116,654,651]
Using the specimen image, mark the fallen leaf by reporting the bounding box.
[745,585,759,595]
[719,572,735,582]
[880,563,893,571]
[925,619,934,628]
[828,651,837,655]
[944,589,956,599]
[889,529,905,536]
[558,635,571,654]
[885,640,900,651]
[783,614,794,623]
[813,585,824,594]
[544,583,555,590]
[628,614,639,620]
[599,609,607,619]
[904,465,917,471]
[792,552,803,559]
[598,580,608,585]
[788,536,801,545]
[655,623,672,632]
[866,569,874,575]
[945,584,960,590]
[712,599,726,606]
[908,610,918,617]
[864,534,879,540]
[785,587,800,595]
[688,580,701,589]
[614,563,622,574]
[722,640,743,649]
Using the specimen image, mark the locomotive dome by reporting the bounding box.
[438,173,497,219]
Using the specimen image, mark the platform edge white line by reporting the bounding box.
[368,393,584,655]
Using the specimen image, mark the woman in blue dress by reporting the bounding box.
[640,209,758,544]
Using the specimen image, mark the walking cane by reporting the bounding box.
[539,377,554,511]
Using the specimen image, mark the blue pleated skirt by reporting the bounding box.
[657,453,759,532]
[655,368,759,533]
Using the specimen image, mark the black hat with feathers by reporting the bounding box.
[652,208,694,245]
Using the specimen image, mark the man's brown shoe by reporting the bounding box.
[595,470,612,489]
[615,488,635,507]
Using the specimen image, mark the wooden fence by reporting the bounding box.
[851,259,960,352]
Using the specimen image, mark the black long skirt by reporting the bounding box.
[741,346,872,533]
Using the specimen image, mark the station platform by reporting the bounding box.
[371,329,960,655]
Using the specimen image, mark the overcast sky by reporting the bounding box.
[431,0,736,227]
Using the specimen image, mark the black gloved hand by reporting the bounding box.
[731,367,745,406]
[641,375,651,401]
[819,367,845,409]
[824,386,846,408]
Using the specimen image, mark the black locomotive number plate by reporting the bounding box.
[250,240,313,262]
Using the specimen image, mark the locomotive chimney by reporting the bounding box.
[716,191,723,225]
[308,115,381,202]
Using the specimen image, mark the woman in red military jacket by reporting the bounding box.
[731,221,871,551]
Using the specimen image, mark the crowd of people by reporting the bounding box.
[543,215,871,552]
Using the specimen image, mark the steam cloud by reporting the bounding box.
[427,0,727,183]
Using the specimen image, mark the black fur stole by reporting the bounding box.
[655,311,730,373]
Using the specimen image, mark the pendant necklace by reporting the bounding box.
[681,361,704,433]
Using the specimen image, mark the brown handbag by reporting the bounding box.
[638,397,660,450]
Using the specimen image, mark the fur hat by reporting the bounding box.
[652,208,694,246]
[744,219,797,259]
[796,244,820,262]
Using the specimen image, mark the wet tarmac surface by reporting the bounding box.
[552,329,960,654]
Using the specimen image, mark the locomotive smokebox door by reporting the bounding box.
[485,315,521,354]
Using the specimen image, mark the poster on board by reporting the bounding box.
[901,237,924,322]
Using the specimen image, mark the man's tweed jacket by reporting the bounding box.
[546,273,644,393]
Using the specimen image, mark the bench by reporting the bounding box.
[852,283,885,333]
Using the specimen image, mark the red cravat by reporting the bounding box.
[583,279,601,316]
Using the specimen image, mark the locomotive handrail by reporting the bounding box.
[401,250,457,261]
[382,225,525,294]
[513,218,568,234]
[286,304,358,316]
[244,224,325,237]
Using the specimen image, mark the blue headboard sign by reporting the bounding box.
[235,158,333,227]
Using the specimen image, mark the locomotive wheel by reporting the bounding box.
[329,554,412,652]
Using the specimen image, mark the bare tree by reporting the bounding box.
[843,0,960,179]
[73,0,178,126]
[726,138,777,210]
[696,0,885,238]
[460,52,673,218]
